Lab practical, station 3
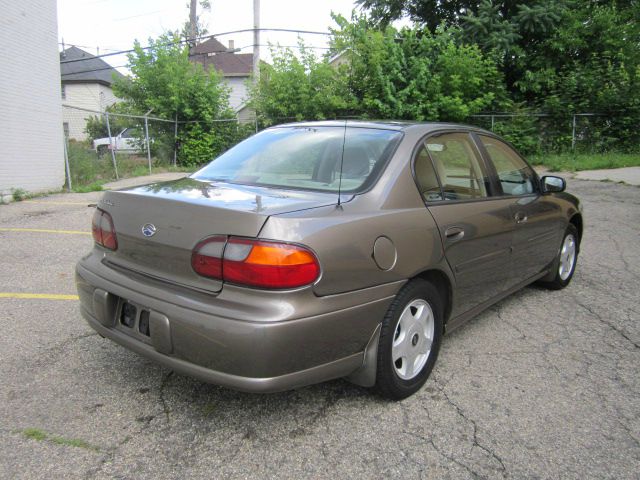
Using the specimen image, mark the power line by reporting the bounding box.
[61,43,334,77]
[60,28,334,65]
[61,44,333,77]
[59,42,123,53]
[236,44,332,51]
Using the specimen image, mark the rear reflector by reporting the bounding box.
[92,208,118,250]
[191,236,320,289]
[191,236,225,279]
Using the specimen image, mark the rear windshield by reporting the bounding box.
[192,126,403,193]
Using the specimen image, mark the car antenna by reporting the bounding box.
[337,119,347,208]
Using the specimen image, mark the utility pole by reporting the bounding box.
[189,0,198,46]
[253,0,260,82]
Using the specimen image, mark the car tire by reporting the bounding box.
[97,145,108,157]
[539,224,579,290]
[375,278,444,400]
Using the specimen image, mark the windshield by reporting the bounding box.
[192,126,403,193]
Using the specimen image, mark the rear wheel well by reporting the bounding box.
[569,214,583,250]
[415,269,452,325]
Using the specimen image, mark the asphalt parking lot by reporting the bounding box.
[0,177,638,479]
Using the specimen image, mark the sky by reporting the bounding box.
[57,0,383,73]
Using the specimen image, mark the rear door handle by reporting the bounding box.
[445,226,465,241]
[514,212,528,224]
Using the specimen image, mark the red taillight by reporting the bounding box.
[191,236,320,289]
[224,238,320,289]
[92,208,118,250]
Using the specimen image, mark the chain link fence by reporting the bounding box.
[261,112,639,155]
[61,105,638,191]
[466,112,640,155]
[61,105,248,190]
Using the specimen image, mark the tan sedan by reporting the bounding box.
[76,121,582,399]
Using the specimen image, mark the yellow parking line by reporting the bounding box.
[23,200,90,206]
[0,228,90,235]
[0,293,79,300]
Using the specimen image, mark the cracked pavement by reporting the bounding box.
[0,178,638,479]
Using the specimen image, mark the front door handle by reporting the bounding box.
[445,226,465,241]
[514,212,528,224]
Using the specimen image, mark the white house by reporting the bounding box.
[189,38,255,122]
[0,0,65,201]
[60,46,124,140]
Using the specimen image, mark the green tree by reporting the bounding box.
[331,13,505,121]
[355,0,478,30]
[357,0,640,151]
[112,33,247,166]
[250,15,504,124]
[250,42,356,125]
[520,3,640,150]
[358,1,566,91]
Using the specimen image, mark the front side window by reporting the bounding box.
[479,135,536,196]
[193,126,402,193]
[419,133,490,201]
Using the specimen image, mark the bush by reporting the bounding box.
[492,112,540,155]
[178,121,254,167]
[112,33,237,167]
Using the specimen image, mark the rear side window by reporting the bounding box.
[193,126,402,193]
[479,135,536,196]
[414,144,443,202]
[417,133,490,201]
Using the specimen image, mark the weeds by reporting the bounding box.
[11,188,28,201]
[20,427,99,452]
[528,152,640,172]
[72,182,104,193]
[66,140,194,190]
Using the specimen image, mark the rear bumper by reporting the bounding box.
[76,253,402,393]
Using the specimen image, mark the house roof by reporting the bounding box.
[60,46,124,86]
[189,38,253,77]
[193,52,253,76]
[190,37,228,55]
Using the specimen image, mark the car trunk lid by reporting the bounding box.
[97,177,338,293]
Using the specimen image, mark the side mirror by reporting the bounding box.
[541,175,566,193]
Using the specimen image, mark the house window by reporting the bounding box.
[61,84,66,100]
[63,122,69,138]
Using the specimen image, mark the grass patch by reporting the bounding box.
[20,427,99,452]
[49,436,97,451]
[66,141,195,190]
[72,182,104,193]
[12,188,28,201]
[23,428,47,441]
[528,152,640,172]
[2,188,65,204]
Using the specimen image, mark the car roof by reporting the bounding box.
[268,120,493,135]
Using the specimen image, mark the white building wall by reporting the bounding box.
[99,84,118,110]
[62,83,100,140]
[225,77,249,111]
[62,83,119,140]
[237,105,256,124]
[0,0,65,200]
